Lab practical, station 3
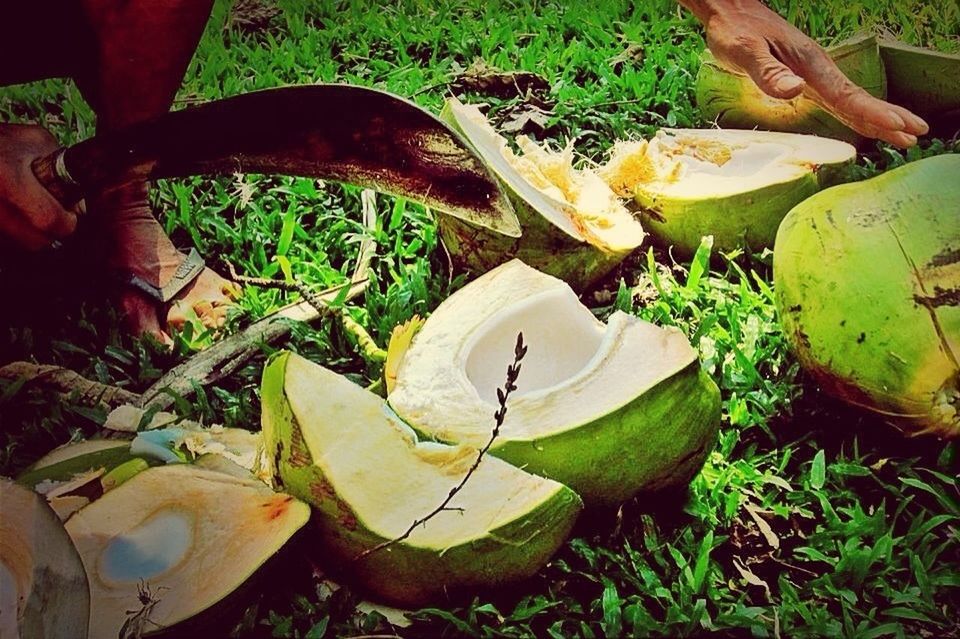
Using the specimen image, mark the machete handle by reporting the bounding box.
[31,147,84,209]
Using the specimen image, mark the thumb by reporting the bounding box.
[742,48,806,100]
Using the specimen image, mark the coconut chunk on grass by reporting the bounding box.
[389,260,721,507]
[601,128,855,257]
[260,351,583,605]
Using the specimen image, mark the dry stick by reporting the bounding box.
[140,191,379,409]
[355,331,528,561]
[0,362,141,408]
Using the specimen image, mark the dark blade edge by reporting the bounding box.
[62,84,519,236]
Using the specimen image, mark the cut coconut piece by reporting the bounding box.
[775,154,960,438]
[437,97,645,290]
[606,128,855,258]
[64,465,309,638]
[1,478,90,639]
[388,260,721,506]
[696,33,886,144]
[260,352,582,605]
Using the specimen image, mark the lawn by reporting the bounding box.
[1,0,958,637]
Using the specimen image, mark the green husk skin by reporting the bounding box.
[433,364,721,508]
[774,154,960,438]
[437,103,630,291]
[18,445,149,490]
[696,34,886,144]
[636,170,824,259]
[879,37,960,119]
[261,352,583,606]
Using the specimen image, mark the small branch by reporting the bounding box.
[340,313,387,362]
[141,191,379,409]
[0,362,141,408]
[356,332,527,561]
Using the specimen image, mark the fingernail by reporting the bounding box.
[905,112,929,134]
[890,131,917,148]
[884,109,906,130]
[775,75,804,95]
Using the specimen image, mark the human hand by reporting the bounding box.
[681,0,929,147]
[0,124,79,250]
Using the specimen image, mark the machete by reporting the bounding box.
[31,84,520,236]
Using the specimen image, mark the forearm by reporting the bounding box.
[677,0,764,24]
[75,0,214,131]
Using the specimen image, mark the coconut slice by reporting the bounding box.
[437,98,645,290]
[260,352,582,605]
[388,260,720,506]
[604,128,855,257]
[775,154,960,438]
[64,465,309,638]
[1,478,90,639]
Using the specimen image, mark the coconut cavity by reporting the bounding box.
[389,260,721,506]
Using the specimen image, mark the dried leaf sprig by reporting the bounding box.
[356,332,527,560]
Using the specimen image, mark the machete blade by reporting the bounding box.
[50,84,520,237]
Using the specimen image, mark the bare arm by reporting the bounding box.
[679,0,928,147]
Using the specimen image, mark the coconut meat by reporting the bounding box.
[282,353,569,549]
[390,260,696,445]
[448,99,645,251]
[65,465,308,638]
[601,128,855,199]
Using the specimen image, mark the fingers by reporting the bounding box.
[741,43,806,100]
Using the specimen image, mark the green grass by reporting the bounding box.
[1,0,958,637]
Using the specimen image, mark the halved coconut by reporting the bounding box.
[696,33,886,144]
[388,260,721,506]
[601,128,855,258]
[1,478,90,639]
[879,36,960,131]
[775,154,960,438]
[64,465,310,637]
[260,351,582,605]
[437,97,645,290]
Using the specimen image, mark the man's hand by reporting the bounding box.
[680,0,929,147]
[0,124,79,250]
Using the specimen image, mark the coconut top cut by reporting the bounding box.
[600,128,855,200]
[279,353,578,549]
[445,98,645,252]
[389,260,697,446]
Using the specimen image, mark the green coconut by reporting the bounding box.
[696,33,887,144]
[388,260,721,506]
[1,478,90,639]
[260,351,582,605]
[437,97,646,291]
[774,154,960,437]
[878,36,960,125]
[601,128,855,258]
[65,464,309,638]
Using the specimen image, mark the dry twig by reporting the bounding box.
[355,332,527,560]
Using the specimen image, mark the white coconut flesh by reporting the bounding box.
[601,128,855,200]
[64,464,309,638]
[281,353,573,549]
[446,98,645,251]
[389,260,697,446]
